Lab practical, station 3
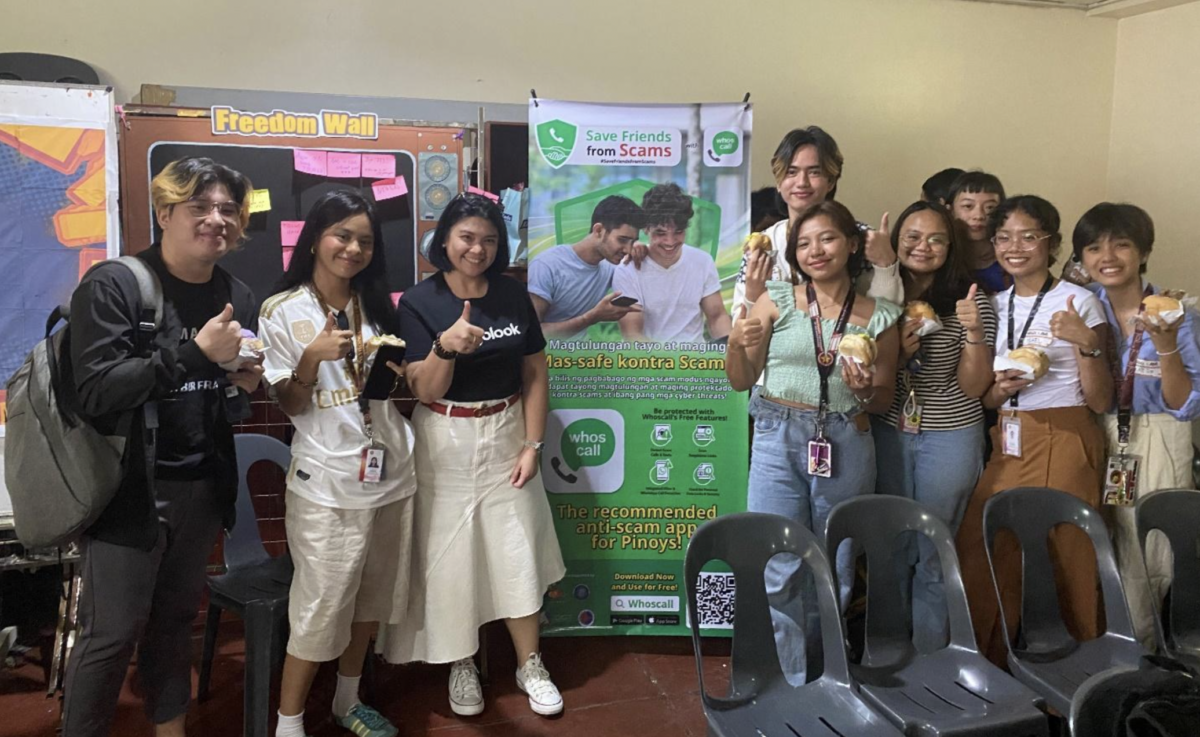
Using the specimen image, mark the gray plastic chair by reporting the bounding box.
[1136,488,1200,670]
[685,511,904,737]
[983,487,1145,716]
[825,495,1048,736]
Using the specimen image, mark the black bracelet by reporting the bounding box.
[432,334,458,360]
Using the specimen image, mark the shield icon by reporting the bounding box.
[536,119,578,170]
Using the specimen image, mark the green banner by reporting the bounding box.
[528,99,751,637]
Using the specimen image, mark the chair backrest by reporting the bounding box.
[1136,488,1200,651]
[983,487,1135,655]
[825,496,978,666]
[685,512,852,705]
[226,433,292,570]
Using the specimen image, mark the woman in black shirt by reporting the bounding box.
[386,194,565,718]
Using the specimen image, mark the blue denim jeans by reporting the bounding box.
[871,418,984,653]
[747,393,877,685]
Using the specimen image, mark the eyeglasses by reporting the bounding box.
[900,232,950,250]
[991,232,1051,250]
[183,199,242,222]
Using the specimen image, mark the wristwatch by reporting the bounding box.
[523,440,545,453]
[1078,346,1103,358]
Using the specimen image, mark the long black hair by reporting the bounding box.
[891,201,973,316]
[273,189,399,335]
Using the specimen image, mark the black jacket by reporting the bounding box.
[68,245,258,550]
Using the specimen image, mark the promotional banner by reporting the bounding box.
[527,99,751,637]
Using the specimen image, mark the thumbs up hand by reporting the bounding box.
[441,300,486,355]
[864,211,897,268]
[1051,294,1099,352]
[303,310,355,363]
[956,283,984,339]
[729,304,765,351]
[196,303,243,364]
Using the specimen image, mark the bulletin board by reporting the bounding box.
[118,106,465,302]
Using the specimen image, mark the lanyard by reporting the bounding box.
[314,288,374,442]
[1005,276,1054,408]
[1112,284,1154,448]
[807,281,856,435]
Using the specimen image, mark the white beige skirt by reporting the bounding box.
[1100,412,1194,649]
[382,399,565,664]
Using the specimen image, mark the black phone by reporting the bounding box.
[611,296,639,308]
[360,344,406,400]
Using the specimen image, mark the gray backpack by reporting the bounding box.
[4,257,162,548]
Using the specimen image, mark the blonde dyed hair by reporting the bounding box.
[151,157,253,234]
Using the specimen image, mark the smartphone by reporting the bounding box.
[611,296,639,308]
[361,344,407,400]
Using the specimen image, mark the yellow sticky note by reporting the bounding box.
[249,189,272,213]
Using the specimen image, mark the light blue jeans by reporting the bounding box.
[747,393,876,685]
[871,418,984,653]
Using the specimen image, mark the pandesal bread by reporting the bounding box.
[1142,294,1182,321]
[364,334,406,356]
[742,232,773,254]
[904,301,936,322]
[1007,346,1050,380]
[838,333,877,367]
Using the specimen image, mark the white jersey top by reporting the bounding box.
[993,279,1107,411]
[260,287,416,509]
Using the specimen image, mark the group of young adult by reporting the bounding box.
[61,159,564,737]
[56,122,1198,737]
[726,126,1200,681]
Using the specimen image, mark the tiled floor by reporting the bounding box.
[0,624,731,737]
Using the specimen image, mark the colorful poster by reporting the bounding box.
[0,82,120,437]
[527,99,751,637]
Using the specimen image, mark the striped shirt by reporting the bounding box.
[880,291,998,431]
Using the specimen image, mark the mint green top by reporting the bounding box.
[761,280,901,411]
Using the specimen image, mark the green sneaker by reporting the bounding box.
[334,703,398,737]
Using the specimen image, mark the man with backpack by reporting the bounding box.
[60,157,261,737]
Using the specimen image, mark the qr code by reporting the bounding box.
[694,572,736,629]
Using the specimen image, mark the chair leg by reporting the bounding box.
[198,601,222,702]
[244,602,273,737]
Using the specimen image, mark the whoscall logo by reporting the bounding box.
[536,119,577,169]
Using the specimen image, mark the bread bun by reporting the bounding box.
[1142,294,1182,319]
[1008,346,1050,380]
[838,333,877,367]
[364,334,406,356]
[742,232,773,254]
[904,301,936,322]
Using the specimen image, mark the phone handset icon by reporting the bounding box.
[551,456,578,484]
[549,128,566,144]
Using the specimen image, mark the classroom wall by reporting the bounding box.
[0,0,1119,238]
[1106,1,1200,295]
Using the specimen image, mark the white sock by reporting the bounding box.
[333,673,362,718]
[276,711,305,737]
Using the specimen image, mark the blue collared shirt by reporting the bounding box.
[1092,282,1200,421]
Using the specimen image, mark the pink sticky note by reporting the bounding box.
[281,220,305,247]
[282,246,295,271]
[327,151,362,178]
[372,176,408,201]
[362,154,396,179]
[390,292,403,308]
[293,149,328,176]
[467,185,500,203]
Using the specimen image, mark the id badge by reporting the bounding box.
[900,400,923,435]
[1103,454,1140,506]
[360,446,386,484]
[807,439,833,478]
[1000,415,1022,458]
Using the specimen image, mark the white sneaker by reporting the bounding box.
[448,658,484,716]
[516,653,563,716]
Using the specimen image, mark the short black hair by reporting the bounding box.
[751,187,784,230]
[591,195,645,232]
[427,193,510,275]
[948,171,1006,206]
[922,168,965,205]
[989,195,1063,266]
[641,183,694,230]
[1072,202,1155,274]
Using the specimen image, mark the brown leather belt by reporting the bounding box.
[424,392,521,418]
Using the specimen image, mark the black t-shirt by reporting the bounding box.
[151,263,228,479]
[399,273,546,402]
